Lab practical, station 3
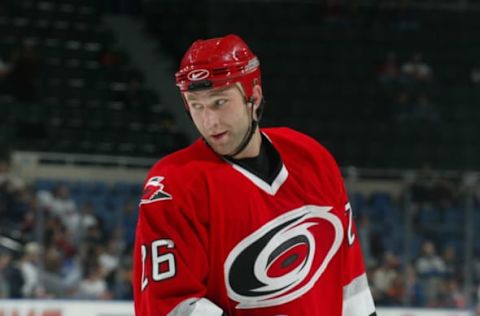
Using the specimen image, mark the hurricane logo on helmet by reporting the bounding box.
[140,176,172,205]
[187,69,210,81]
[224,205,344,309]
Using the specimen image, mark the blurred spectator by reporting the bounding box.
[19,242,44,298]
[412,93,440,123]
[6,185,36,235]
[387,274,406,305]
[0,161,34,244]
[66,201,99,243]
[430,176,457,211]
[0,249,23,298]
[115,258,133,299]
[9,40,41,103]
[0,158,26,193]
[48,221,77,259]
[0,250,10,297]
[416,240,447,306]
[377,52,402,85]
[76,263,112,300]
[62,257,82,293]
[17,194,38,242]
[442,244,461,279]
[439,278,466,308]
[371,251,401,305]
[37,184,77,225]
[401,52,433,84]
[98,240,120,282]
[40,246,74,298]
[84,222,105,246]
[416,240,447,276]
[391,91,414,122]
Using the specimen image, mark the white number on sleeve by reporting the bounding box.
[152,239,176,281]
[141,245,149,291]
[141,239,176,291]
[345,202,356,246]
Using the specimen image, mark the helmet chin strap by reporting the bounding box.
[223,97,258,159]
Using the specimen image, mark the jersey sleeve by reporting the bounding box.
[341,200,377,316]
[132,169,225,316]
[322,148,377,316]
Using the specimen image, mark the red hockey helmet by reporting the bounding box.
[175,34,261,103]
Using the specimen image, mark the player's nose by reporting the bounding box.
[202,107,220,129]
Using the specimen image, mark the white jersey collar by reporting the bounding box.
[225,132,288,196]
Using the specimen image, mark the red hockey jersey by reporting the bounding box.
[133,127,376,316]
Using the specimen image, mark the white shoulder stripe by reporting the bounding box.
[343,273,376,316]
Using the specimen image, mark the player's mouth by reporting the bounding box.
[210,131,227,142]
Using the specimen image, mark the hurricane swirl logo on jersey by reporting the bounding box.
[224,205,344,309]
[140,176,172,205]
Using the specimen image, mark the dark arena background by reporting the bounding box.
[0,0,480,315]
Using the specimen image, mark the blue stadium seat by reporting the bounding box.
[418,208,442,226]
[370,191,393,209]
[35,178,56,191]
[348,191,366,212]
[89,181,109,197]
[112,181,133,195]
[443,208,465,229]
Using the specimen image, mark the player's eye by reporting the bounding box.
[190,103,203,110]
[214,99,227,107]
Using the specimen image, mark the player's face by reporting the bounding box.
[184,84,253,156]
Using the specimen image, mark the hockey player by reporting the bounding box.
[133,34,376,316]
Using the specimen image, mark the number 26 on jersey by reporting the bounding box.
[141,239,177,291]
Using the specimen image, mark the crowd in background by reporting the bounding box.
[360,166,480,309]
[0,157,134,300]
[2,153,480,311]
[375,50,441,124]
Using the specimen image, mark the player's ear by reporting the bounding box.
[251,85,262,109]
